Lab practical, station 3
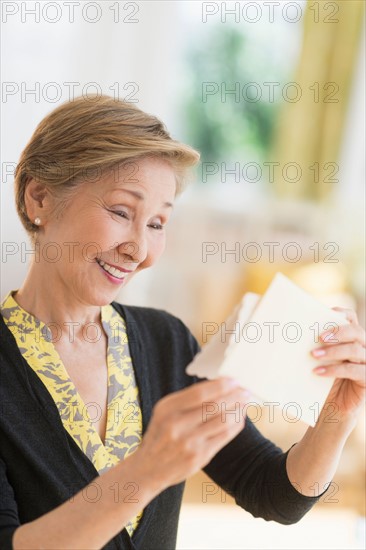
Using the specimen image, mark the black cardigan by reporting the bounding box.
[0,301,324,550]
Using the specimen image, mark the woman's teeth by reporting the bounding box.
[98,259,125,279]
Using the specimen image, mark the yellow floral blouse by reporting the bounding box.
[0,290,143,537]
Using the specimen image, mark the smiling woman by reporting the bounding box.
[16,155,178,309]
[1,95,365,550]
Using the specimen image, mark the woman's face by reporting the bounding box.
[39,157,176,305]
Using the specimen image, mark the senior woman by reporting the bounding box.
[0,96,365,550]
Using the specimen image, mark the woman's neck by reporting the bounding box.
[14,267,103,343]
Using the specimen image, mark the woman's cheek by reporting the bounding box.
[143,235,166,268]
[154,234,167,258]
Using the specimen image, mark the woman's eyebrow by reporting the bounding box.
[107,188,173,208]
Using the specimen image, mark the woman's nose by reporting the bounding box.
[118,229,148,265]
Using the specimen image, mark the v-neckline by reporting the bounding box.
[4,290,113,451]
[50,307,112,449]
[52,338,111,449]
[0,296,156,546]
[0,292,147,487]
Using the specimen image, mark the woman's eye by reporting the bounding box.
[111,210,128,219]
[148,223,164,231]
[110,209,163,230]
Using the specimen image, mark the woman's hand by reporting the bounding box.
[132,378,251,493]
[311,307,366,419]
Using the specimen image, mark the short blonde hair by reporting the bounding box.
[14,95,200,242]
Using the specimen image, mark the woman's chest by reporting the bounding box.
[53,339,109,443]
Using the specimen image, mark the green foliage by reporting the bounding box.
[181,25,284,167]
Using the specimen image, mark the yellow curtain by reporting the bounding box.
[272,0,364,199]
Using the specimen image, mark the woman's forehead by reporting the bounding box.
[98,160,177,195]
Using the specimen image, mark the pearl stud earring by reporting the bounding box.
[34,217,41,225]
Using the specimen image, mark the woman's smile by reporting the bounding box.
[96,258,130,284]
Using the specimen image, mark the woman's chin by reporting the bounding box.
[91,289,124,306]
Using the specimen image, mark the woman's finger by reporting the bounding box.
[320,323,366,346]
[167,386,251,435]
[205,418,246,455]
[331,307,358,325]
[313,362,366,384]
[198,395,247,438]
[312,342,366,364]
[158,377,242,413]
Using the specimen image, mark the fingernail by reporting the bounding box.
[312,348,326,357]
[321,332,334,342]
[313,367,326,374]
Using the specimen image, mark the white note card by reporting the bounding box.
[186,272,349,426]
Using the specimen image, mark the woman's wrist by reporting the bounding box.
[316,400,360,436]
[117,449,167,504]
[286,407,357,497]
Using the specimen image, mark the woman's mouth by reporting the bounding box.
[96,258,127,284]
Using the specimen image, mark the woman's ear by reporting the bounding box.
[24,178,50,221]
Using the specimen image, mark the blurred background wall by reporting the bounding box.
[1,1,365,548]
